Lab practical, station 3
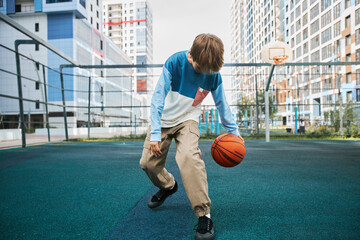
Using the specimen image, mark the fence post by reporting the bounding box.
[88,76,91,139]
[14,40,26,148]
[205,111,208,133]
[265,91,270,142]
[134,114,137,137]
[42,65,50,142]
[198,116,201,135]
[339,90,344,136]
[211,109,214,133]
[255,74,259,136]
[294,107,298,134]
[59,67,69,141]
[244,109,247,129]
[216,109,219,134]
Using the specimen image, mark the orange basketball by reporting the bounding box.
[211,134,246,167]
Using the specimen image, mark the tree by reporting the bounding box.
[236,96,253,127]
[258,90,278,123]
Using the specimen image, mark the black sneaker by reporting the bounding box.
[194,216,215,240]
[147,181,178,208]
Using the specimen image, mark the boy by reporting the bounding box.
[139,33,241,240]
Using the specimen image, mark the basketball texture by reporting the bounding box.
[211,134,246,167]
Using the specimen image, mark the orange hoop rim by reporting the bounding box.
[273,55,289,64]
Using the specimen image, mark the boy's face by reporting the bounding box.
[188,52,205,74]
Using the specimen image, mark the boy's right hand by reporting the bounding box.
[149,141,162,157]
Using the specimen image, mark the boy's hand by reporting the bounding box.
[238,135,245,143]
[149,141,162,157]
[230,133,244,143]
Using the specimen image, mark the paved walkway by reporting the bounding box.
[0,133,124,149]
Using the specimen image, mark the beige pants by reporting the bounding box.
[139,120,211,217]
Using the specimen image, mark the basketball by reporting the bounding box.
[211,134,246,167]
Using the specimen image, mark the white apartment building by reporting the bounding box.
[283,0,360,125]
[102,0,153,95]
[230,0,282,124]
[231,0,360,127]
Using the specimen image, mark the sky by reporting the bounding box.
[148,0,233,64]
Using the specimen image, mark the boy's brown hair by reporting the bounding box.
[190,33,224,73]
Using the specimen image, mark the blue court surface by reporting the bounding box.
[0,140,359,240]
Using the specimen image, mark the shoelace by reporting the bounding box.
[194,217,211,233]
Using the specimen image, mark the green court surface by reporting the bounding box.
[0,140,359,240]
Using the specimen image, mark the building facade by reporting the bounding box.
[0,0,147,129]
[283,0,360,125]
[102,0,153,95]
[231,0,360,127]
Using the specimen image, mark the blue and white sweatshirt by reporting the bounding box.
[150,51,239,141]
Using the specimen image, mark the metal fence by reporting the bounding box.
[1,12,360,148]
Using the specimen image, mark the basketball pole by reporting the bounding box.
[265,90,270,143]
[265,65,275,143]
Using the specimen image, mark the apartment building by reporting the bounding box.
[231,0,360,126]
[0,0,147,129]
[282,0,360,125]
[102,0,153,95]
[230,0,282,124]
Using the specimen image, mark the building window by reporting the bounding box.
[346,91,352,102]
[91,17,93,24]
[346,54,352,62]
[303,42,309,54]
[310,3,319,20]
[356,29,360,45]
[334,21,341,37]
[96,0,99,6]
[345,0,351,9]
[345,15,351,28]
[296,6,301,18]
[321,0,331,12]
[35,81,40,90]
[357,69,360,84]
[303,27,308,40]
[356,9,360,25]
[302,0,307,11]
[311,50,320,62]
[356,49,360,61]
[322,44,332,60]
[46,0,71,3]
[346,72,352,83]
[356,89,360,102]
[321,10,331,28]
[35,23,39,32]
[296,46,302,58]
[35,44,39,51]
[311,34,320,49]
[97,22,99,30]
[91,4,92,11]
[334,40,341,54]
[35,101,40,109]
[345,35,351,46]
[310,19,319,35]
[0,0,3,7]
[302,13,307,26]
[321,27,332,44]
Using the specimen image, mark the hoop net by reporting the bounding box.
[273,55,289,64]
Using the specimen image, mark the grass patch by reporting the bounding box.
[68,132,359,142]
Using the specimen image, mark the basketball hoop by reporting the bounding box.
[273,55,289,65]
[261,41,292,65]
